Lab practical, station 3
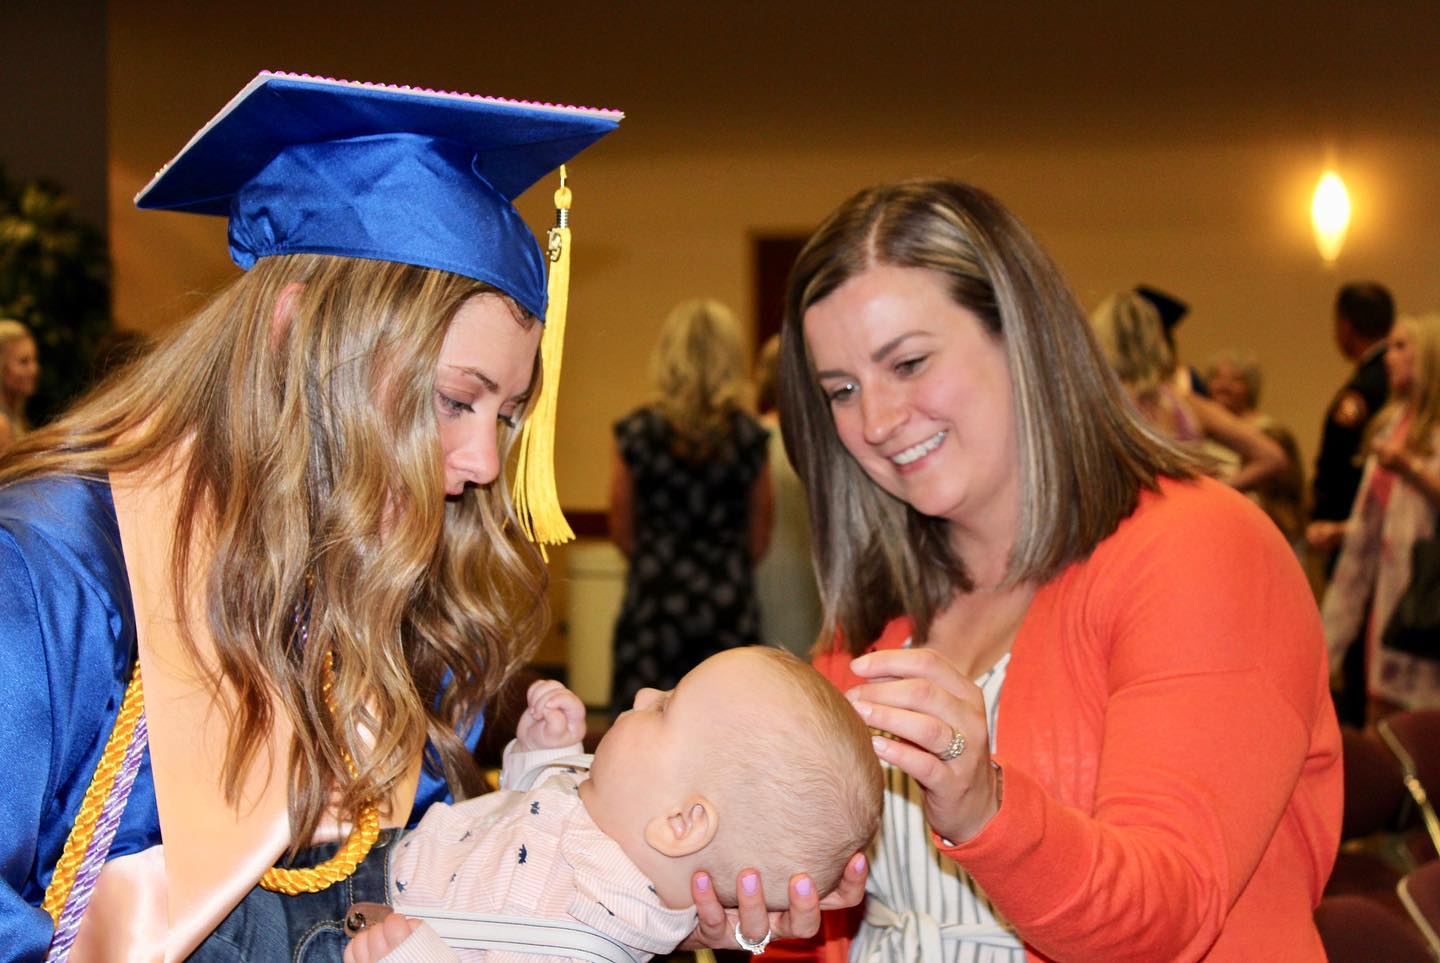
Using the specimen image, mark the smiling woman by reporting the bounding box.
[805,265,1018,568]
[770,179,1343,962]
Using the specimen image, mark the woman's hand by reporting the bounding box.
[1377,438,1440,508]
[680,854,869,951]
[1374,436,1415,476]
[847,647,1001,844]
[514,679,587,751]
[1305,519,1347,553]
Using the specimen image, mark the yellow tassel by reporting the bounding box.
[513,165,577,553]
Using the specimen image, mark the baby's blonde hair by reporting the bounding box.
[691,647,882,907]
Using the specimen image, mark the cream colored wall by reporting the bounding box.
[108,2,1440,512]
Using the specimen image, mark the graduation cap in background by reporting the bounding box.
[1134,285,1189,334]
[1134,284,1209,396]
[135,71,624,547]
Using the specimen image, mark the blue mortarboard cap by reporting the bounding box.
[135,71,622,320]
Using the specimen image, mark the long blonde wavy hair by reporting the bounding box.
[649,298,751,461]
[1371,312,1440,458]
[0,254,549,848]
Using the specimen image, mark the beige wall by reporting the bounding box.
[109,2,1440,510]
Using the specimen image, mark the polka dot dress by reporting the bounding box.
[609,407,768,714]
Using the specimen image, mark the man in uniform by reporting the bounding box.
[1306,280,1394,725]
[1311,282,1396,530]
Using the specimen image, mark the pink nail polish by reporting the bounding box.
[795,878,813,897]
[855,855,867,874]
[742,873,758,895]
[695,873,710,892]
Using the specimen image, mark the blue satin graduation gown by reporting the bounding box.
[0,475,482,959]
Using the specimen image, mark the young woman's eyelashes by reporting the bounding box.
[436,391,473,418]
[435,390,522,427]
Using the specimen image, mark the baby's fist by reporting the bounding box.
[515,679,587,750]
[342,911,421,963]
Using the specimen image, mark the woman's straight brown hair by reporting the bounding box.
[777,180,1199,655]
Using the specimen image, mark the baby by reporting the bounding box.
[344,645,882,962]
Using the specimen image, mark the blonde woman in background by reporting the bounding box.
[608,298,773,715]
[1320,313,1440,719]
[753,333,823,658]
[0,319,38,446]
[1204,349,1308,545]
[1091,290,1288,492]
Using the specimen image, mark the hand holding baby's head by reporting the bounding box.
[579,646,882,910]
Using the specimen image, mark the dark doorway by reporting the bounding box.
[752,235,807,352]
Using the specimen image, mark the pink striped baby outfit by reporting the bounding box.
[387,743,696,961]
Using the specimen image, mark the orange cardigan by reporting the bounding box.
[775,477,1342,962]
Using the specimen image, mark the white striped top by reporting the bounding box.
[850,650,1025,963]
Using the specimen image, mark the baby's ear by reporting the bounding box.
[643,795,718,857]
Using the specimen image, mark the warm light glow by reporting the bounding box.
[1311,171,1351,263]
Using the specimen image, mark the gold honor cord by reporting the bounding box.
[43,663,147,926]
[512,166,577,555]
[259,650,379,894]
[47,650,379,907]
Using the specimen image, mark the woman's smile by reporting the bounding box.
[890,430,948,468]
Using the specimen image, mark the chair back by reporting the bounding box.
[1315,895,1433,963]
[1398,859,1440,958]
[1342,726,1410,839]
[1377,710,1440,860]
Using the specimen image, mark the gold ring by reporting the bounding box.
[937,728,966,761]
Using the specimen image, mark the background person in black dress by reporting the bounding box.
[607,299,773,715]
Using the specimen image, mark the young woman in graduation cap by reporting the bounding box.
[0,72,862,961]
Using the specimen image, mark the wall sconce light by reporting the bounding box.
[1311,171,1351,263]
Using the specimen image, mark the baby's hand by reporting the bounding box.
[515,679,587,751]
[342,911,421,963]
